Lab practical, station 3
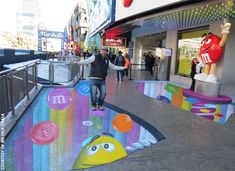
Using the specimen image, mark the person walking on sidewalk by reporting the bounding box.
[74,47,127,111]
[114,51,125,81]
[124,53,130,78]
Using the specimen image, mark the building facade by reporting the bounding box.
[69,0,235,95]
[104,0,235,96]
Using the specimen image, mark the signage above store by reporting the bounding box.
[116,0,184,21]
[89,0,115,37]
[163,48,172,57]
[38,30,64,39]
[156,48,172,57]
[104,37,126,47]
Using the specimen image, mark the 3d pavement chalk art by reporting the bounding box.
[30,120,59,145]
[136,81,235,124]
[5,81,165,171]
[47,88,72,110]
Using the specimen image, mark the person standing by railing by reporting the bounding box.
[73,47,127,111]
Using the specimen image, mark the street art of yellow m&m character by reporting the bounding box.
[73,134,127,169]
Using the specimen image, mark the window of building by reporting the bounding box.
[176,27,209,77]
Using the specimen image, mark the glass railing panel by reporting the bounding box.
[53,63,72,83]
[12,70,26,106]
[27,65,36,94]
[71,63,81,79]
[0,77,8,114]
[37,62,50,84]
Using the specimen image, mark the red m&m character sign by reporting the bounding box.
[194,19,231,83]
[200,34,224,64]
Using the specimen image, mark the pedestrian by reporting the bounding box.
[190,58,198,91]
[124,53,130,78]
[74,47,127,111]
[148,52,155,75]
[144,53,149,71]
[114,51,125,81]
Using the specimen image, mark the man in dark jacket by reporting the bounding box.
[75,47,126,110]
[114,51,125,81]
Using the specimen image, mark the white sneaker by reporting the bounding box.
[98,105,104,111]
[91,105,97,111]
[206,74,217,83]
[194,73,207,81]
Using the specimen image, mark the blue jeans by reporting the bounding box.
[89,79,106,106]
[116,70,124,81]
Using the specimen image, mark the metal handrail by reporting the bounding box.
[0,58,82,118]
[53,55,79,62]
[0,59,41,76]
[0,59,40,117]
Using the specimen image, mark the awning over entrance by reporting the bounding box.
[105,0,235,37]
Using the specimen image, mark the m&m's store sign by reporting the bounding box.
[104,37,126,47]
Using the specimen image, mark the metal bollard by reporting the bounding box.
[81,65,85,80]
[49,63,54,85]
[128,64,133,80]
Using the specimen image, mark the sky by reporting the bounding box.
[0,0,78,32]
[38,0,78,31]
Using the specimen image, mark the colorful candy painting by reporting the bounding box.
[136,80,235,124]
[5,81,164,170]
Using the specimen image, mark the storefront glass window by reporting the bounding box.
[176,28,208,76]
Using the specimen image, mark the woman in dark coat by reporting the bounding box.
[190,58,198,91]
